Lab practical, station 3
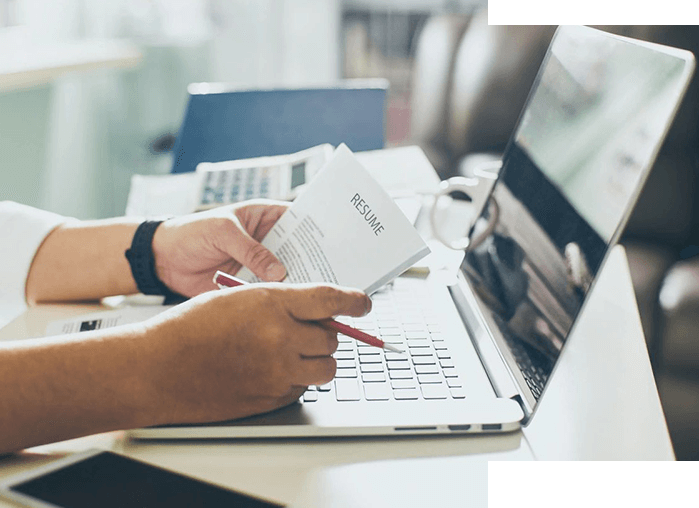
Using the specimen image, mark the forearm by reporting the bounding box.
[26,218,141,303]
[0,324,161,454]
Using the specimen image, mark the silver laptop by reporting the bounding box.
[129,26,695,440]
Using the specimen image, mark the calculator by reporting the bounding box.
[195,144,333,210]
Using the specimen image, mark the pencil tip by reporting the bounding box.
[384,343,405,354]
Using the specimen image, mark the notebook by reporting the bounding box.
[170,80,387,174]
[129,26,695,439]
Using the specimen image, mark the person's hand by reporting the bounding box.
[140,283,371,425]
[152,200,289,297]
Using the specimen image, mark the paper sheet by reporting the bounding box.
[236,144,430,294]
[125,172,202,217]
[45,306,168,336]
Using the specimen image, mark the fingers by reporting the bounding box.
[217,225,287,282]
[283,285,372,321]
[293,357,337,386]
[226,202,289,281]
[294,321,339,357]
[243,238,287,281]
[236,201,289,240]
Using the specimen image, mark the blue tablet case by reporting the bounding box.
[171,81,388,174]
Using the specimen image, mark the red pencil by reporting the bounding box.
[213,270,404,354]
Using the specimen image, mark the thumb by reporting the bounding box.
[282,285,372,321]
[226,231,287,282]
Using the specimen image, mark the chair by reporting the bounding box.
[409,10,555,179]
[409,13,472,175]
[170,80,388,174]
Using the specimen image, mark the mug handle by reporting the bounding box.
[430,176,500,251]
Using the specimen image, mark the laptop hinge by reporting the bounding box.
[509,393,532,424]
[449,275,534,418]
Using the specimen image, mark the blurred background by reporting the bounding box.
[0,0,477,219]
[1,1,699,459]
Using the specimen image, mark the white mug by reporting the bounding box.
[430,160,502,251]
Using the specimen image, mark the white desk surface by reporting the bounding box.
[0,149,674,507]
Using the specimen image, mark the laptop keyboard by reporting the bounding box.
[504,336,550,400]
[302,280,466,404]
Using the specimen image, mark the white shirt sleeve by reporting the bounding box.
[0,201,67,325]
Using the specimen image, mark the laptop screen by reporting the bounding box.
[461,26,694,406]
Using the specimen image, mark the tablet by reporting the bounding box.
[0,449,283,508]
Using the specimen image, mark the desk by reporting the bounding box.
[0,149,674,507]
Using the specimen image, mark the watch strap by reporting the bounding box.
[125,220,186,304]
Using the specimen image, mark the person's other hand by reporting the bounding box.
[141,283,371,425]
[152,200,289,297]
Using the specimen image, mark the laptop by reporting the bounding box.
[129,26,695,439]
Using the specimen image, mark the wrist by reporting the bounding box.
[125,220,185,304]
[115,321,171,429]
[136,306,195,426]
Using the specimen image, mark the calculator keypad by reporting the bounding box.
[200,167,273,208]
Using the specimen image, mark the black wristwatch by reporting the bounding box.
[125,220,186,305]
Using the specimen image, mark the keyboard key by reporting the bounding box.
[415,364,439,375]
[409,348,435,357]
[417,373,443,384]
[358,348,381,356]
[402,322,426,331]
[382,338,406,345]
[335,378,361,401]
[446,377,462,388]
[378,320,400,328]
[359,356,383,364]
[303,391,319,402]
[436,350,451,359]
[433,342,449,350]
[360,364,385,373]
[318,383,332,392]
[379,328,402,336]
[405,331,429,339]
[393,388,419,400]
[412,356,437,365]
[430,333,445,342]
[407,340,431,348]
[442,367,458,378]
[440,359,455,368]
[428,325,441,333]
[335,368,358,378]
[450,387,467,399]
[421,384,449,399]
[364,383,391,401]
[337,343,355,352]
[391,379,417,389]
[385,352,407,361]
[333,351,356,360]
[336,359,356,369]
[362,372,386,383]
[389,370,415,380]
[387,361,411,370]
